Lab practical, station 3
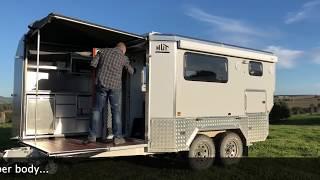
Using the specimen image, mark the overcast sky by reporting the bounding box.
[0,0,320,96]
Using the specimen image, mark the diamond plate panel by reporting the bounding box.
[149,113,268,152]
[149,119,176,152]
[247,113,268,142]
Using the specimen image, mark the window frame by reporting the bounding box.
[183,52,229,83]
[248,61,263,77]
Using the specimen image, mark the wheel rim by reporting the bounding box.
[194,142,210,158]
[224,140,238,157]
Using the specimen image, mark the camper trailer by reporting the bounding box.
[5,13,277,168]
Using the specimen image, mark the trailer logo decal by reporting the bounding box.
[155,43,170,53]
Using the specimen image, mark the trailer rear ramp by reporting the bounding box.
[21,137,148,157]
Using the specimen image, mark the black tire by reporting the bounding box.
[188,135,215,170]
[218,132,243,165]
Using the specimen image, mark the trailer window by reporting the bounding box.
[249,61,263,76]
[184,52,228,83]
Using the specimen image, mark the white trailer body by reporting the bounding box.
[9,13,277,159]
[147,35,277,152]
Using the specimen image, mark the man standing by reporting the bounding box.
[84,42,134,145]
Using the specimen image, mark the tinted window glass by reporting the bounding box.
[249,61,263,76]
[184,52,228,83]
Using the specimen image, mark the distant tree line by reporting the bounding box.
[291,106,318,115]
[269,100,320,123]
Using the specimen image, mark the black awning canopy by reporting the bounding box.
[27,13,146,52]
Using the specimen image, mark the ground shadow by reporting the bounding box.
[117,153,190,169]
[58,153,190,170]
[33,157,320,180]
[0,124,18,151]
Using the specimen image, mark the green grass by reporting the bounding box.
[0,115,319,179]
[249,115,320,157]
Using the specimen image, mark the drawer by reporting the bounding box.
[55,118,89,134]
[76,119,89,133]
[56,95,76,104]
[78,96,92,109]
[55,118,77,134]
[56,105,76,117]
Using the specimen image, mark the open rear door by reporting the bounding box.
[27,13,146,51]
[22,13,146,139]
[19,14,148,157]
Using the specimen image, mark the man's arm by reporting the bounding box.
[124,56,134,75]
[90,50,101,68]
[91,49,100,105]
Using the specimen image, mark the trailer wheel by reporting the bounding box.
[188,135,215,170]
[218,132,243,165]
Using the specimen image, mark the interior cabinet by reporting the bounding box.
[25,53,92,136]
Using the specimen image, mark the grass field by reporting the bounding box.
[249,114,320,157]
[0,115,319,179]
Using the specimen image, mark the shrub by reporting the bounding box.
[5,111,12,122]
[269,101,290,123]
[291,107,301,115]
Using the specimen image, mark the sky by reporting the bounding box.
[0,0,320,96]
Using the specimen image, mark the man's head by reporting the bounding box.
[116,42,126,54]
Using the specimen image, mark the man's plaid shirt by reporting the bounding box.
[91,47,134,89]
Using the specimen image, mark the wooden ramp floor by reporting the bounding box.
[22,137,146,156]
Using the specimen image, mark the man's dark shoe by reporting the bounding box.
[101,139,113,144]
[113,137,126,145]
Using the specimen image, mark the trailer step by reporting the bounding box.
[21,137,146,157]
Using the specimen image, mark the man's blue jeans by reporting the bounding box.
[88,85,122,141]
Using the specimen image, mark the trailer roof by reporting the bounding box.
[26,13,146,51]
[149,33,273,55]
[25,13,277,62]
[149,33,277,63]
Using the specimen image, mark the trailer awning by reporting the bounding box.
[27,13,146,51]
